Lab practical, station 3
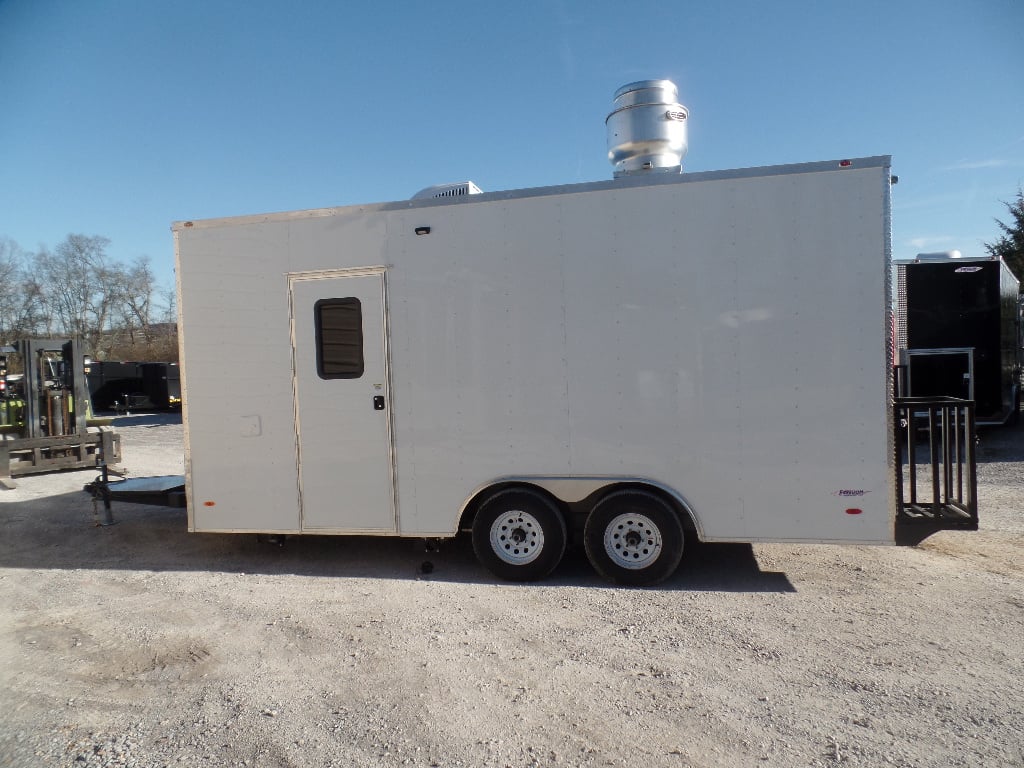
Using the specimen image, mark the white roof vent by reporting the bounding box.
[411,181,484,200]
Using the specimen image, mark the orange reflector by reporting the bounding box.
[845,508,862,515]
[203,501,216,507]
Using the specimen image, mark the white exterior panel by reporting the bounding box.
[175,157,894,543]
[383,199,574,536]
[177,223,300,532]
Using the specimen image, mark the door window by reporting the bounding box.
[314,298,364,379]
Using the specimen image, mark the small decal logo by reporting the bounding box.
[833,489,869,497]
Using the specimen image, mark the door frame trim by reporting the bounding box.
[287,267,399,533]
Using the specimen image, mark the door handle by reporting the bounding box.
[373,396,385,411]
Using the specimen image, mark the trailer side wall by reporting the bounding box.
[176,159,893,543]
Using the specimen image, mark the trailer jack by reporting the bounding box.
[86,460,118,527]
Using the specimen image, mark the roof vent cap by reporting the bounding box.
[412,181,484,200]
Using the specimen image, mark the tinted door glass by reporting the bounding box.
[315,298,364,378]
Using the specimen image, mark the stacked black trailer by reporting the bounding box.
[86,361,181,411]
[896,253,1022,425]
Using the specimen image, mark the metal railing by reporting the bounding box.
[893,397,977,529]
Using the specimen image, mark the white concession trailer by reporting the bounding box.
[171,82,976,585]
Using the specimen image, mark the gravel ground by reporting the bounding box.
[1,412,1022,768]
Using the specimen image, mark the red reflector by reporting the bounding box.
[203,501,216,507]
[845,508,863,515]
[839,159,853,167]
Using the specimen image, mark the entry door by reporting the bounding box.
[290,272,395,532]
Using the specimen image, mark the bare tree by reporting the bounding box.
[5,233,177,361]
[158,285,177,326]
[118,256,156,341]
[0,237,48,342]
[0,236,22,341]
[31,234,122,356]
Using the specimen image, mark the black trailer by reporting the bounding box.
[86,361,181,412]
[86,361,145,411]
[140,363,181,410]
[896,253,1022,425]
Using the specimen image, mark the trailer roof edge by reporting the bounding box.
[171,155,892,232]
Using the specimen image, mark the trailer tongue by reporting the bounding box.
[90,474,186,507]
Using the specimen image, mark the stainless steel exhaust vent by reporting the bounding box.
[606,80,688,178]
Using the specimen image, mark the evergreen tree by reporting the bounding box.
[984,188,1024,280]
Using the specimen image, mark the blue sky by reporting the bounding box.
[1,0,1022,293]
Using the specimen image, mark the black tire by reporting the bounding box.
[471,488,567,582]
[584,490,684,586]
